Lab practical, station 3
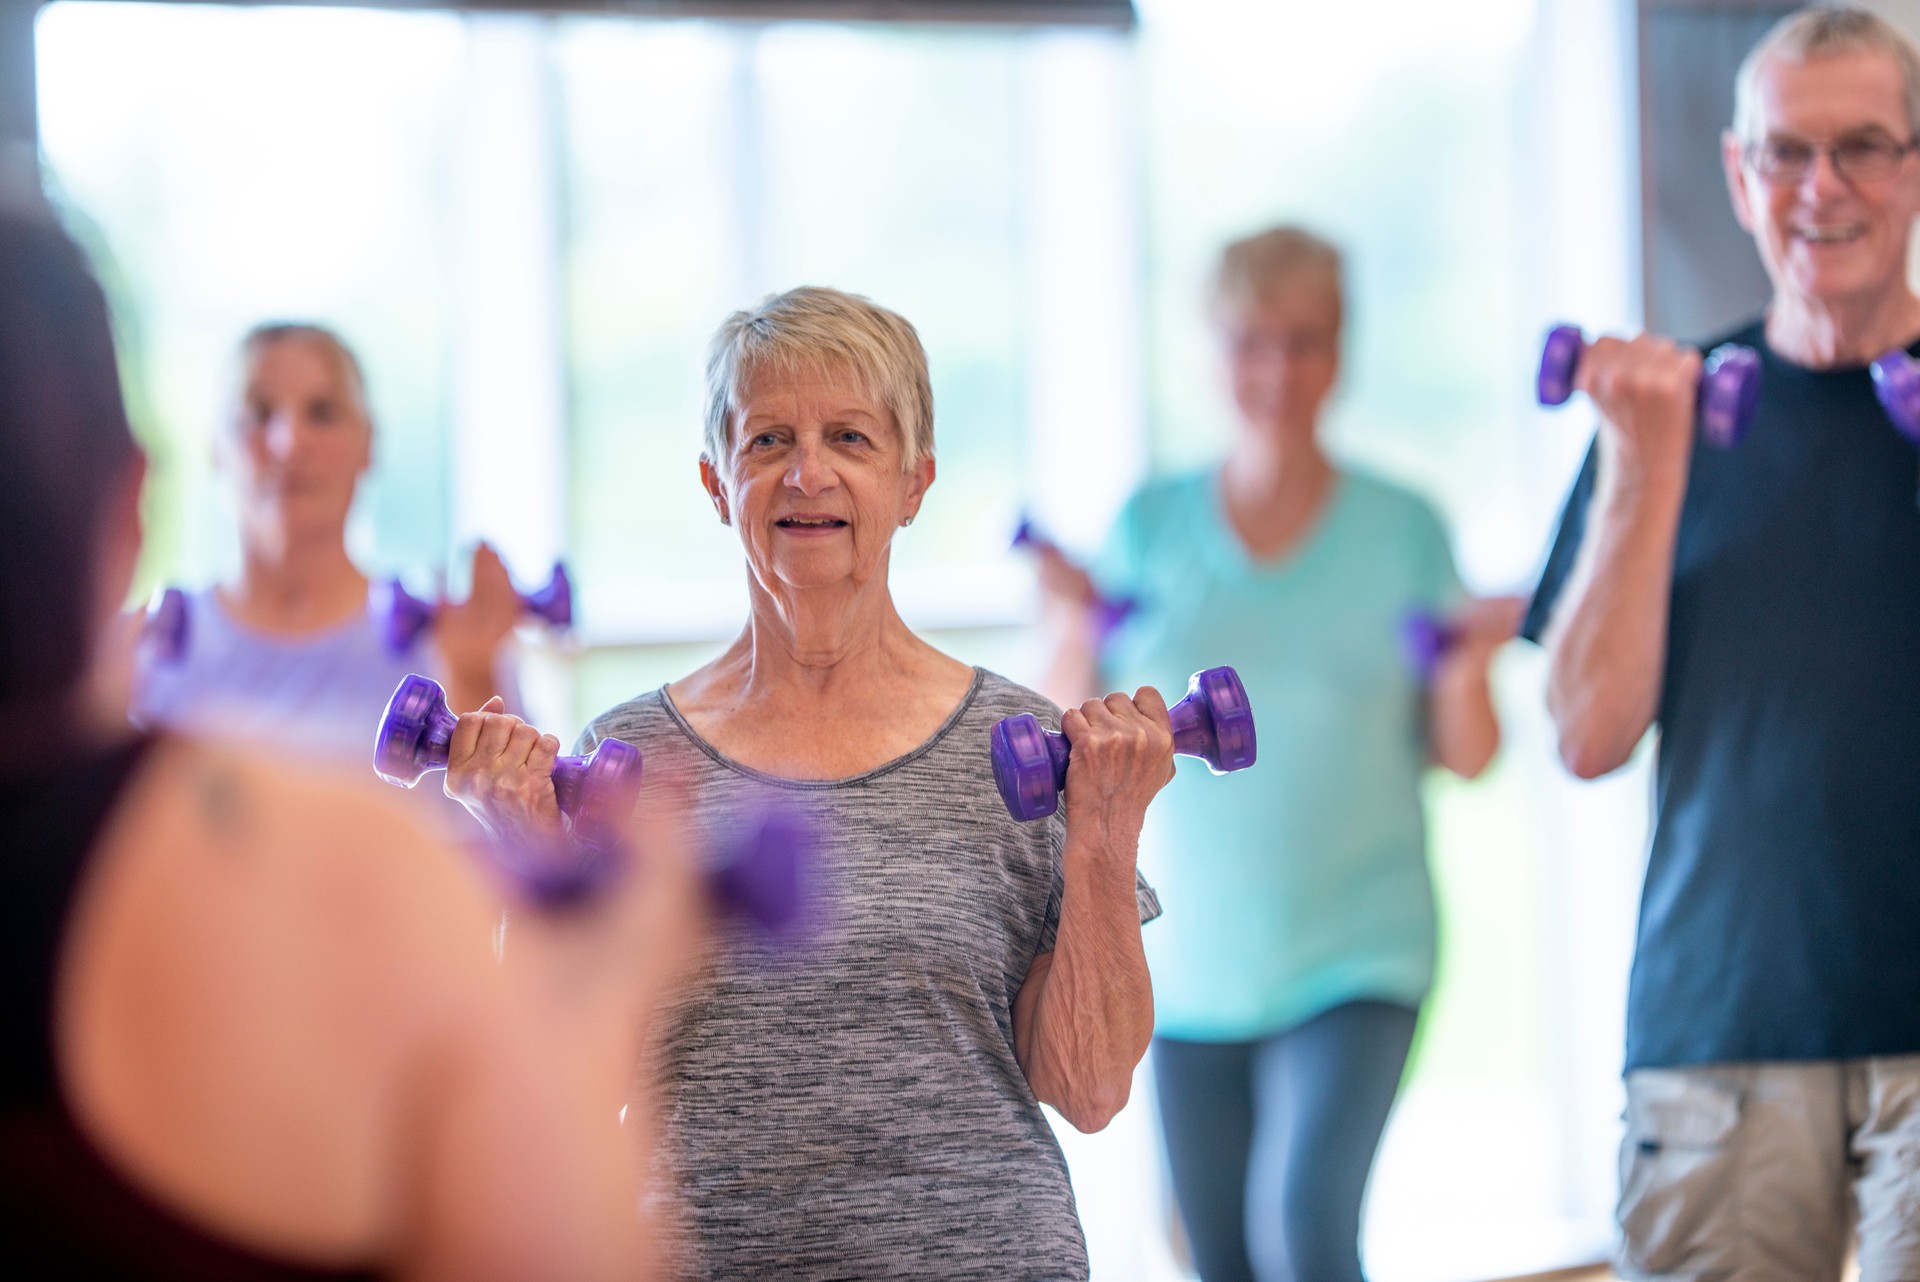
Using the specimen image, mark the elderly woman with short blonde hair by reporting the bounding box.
[451,285,1171,1279]
[1035,227,1513,1282]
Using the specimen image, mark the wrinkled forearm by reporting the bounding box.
[1017,834,1153,1133]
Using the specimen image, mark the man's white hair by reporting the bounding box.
[702,286,935,477]
[1733,6,1920,141]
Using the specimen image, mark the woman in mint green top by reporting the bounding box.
[1034,227,1516,1282]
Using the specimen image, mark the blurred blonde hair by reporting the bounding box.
[1733,6,1920,141]
[1209,225,1345,332]
[702,286,934,476]
[235,322,370,420]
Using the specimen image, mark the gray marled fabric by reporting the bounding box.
[579,668,1160,1281]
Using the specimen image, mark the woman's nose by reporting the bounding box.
[263,412,301,460]
[785,441,835,494]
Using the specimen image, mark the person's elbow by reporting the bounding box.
[1558,736,1631,780]
[1023,1033,1146,1133]
[1548,699,1639,779]
[1046,1076,1133,1134]
[1440,735,1498,781]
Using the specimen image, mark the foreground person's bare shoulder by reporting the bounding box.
[135,737,498,943]
[54,738,516,1268]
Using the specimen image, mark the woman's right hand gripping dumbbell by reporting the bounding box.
[444,694,575,849]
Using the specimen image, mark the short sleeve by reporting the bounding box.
[1410,497,1467,615]
[1521,441,1600,644]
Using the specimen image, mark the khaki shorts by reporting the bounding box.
[1617,1057,1920,1282]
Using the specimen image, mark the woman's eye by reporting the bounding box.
[750,432,780,448]
[838,430,869,445]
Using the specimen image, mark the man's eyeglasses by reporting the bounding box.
[1744,132,1919,184]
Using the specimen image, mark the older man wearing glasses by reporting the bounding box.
[1523,8,1920,1281]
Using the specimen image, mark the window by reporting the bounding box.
[37,1,466,588]
[37,2,1640,1276]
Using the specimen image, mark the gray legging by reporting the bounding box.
[1152,1000,1420,1282]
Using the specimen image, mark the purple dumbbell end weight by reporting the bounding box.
[1697,344,1763,448]
[1400,611,1456,685]
[521,562,573,629]
[142,587,190,664]
[1537,323,1761,448]
[372,579,438,656]
[1870,349,1920,444]
[1536,324,1586,407]
[990,665,1258,822]
[372,673,643,849]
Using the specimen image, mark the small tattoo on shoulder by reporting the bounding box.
[197,767,250,838]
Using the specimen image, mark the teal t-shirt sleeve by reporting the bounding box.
[1411,496,1466,615]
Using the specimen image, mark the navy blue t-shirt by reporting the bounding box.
[1524,318,1920,1070]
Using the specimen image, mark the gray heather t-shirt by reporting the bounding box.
[579,668,1161,1281]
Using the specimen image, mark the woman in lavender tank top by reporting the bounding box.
[131,325,522,779]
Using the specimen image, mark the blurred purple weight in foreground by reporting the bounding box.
[373,673,807,929]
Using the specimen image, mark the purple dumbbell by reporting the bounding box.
[1401,610,1457,685]
[373,672,642,851]
[1011,518,1137,638]
[372,562,574,656]
[706,803,813,935]
[371,674,811,930]
[487,797,816,927]
[1869,348,1920,444]
[140,587,189,664]
[1537,323,1763,448]
[990,666,1258,822]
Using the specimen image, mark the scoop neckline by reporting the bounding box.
[1206,464,1351,573]
[200,586,376,651]
[653,666,988,790]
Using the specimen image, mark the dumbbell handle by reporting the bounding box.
[1537,324,1761,449]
